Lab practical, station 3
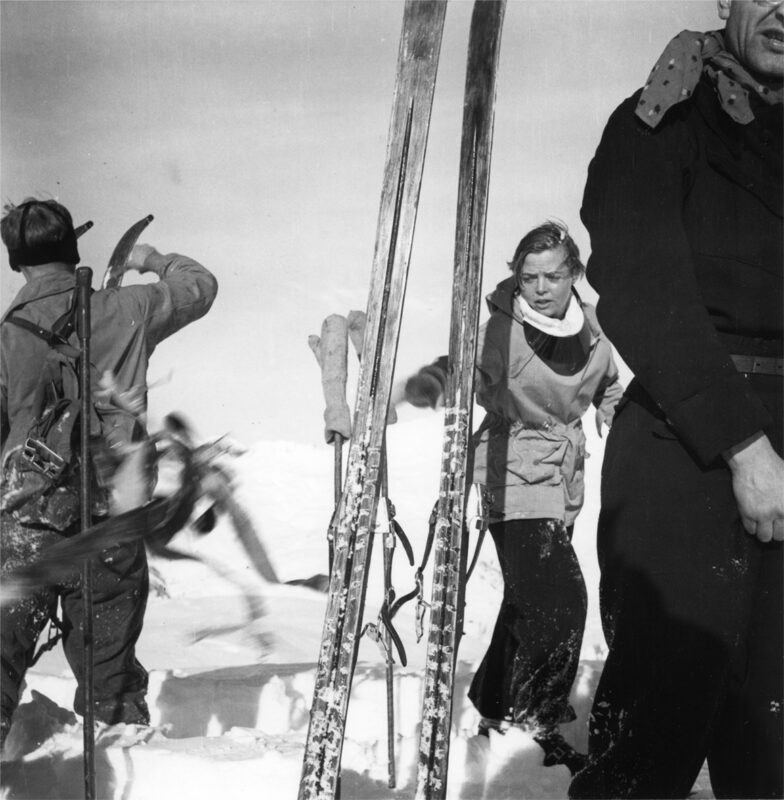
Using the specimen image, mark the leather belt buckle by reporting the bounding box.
[730,354,784,377]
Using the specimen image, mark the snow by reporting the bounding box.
[1,415,715,799]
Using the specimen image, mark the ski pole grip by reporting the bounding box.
[308,314,352,444]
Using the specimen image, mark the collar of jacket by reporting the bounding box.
[484,276,601,345]
[635,29,782,130]
[692,76,783,218]
[1,271,76,325]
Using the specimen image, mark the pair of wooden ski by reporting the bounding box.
[300,2,506,798]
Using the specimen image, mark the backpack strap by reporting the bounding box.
[50,287,79,341]
[2,280,81,347]
[5,311,80,359]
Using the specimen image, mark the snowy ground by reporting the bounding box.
[0,414,714,800]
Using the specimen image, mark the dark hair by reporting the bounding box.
[508,220,585,282]
[2,198,79,271]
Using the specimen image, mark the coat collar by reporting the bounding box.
[693,77,783,218]
[485,276,601,344]
[1,272,75,324]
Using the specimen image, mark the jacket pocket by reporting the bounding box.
[507,432,566,486]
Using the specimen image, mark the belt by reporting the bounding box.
[730,354,783,377]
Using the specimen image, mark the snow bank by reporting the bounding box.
[1,417,714,799]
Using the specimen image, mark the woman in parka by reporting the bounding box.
[405,220,623,773]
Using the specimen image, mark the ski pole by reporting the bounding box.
[76,266,96,800]
[308,314,351,573]
[379,448,397,789]
[331,435,343,568]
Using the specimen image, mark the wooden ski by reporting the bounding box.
[298,3,447,798]
[416,3,506,798]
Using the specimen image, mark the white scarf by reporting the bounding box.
[515,294,584,337]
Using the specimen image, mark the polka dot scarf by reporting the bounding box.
[635,29,783,128]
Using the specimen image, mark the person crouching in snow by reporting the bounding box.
[404,220,623,774]
[0,198,218,748]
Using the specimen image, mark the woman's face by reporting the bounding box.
[517,246,575,319]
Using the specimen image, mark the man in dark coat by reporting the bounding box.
[569,2,783,798]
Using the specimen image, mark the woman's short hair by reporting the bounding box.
[508,220,585,282]
[2,198,78,271]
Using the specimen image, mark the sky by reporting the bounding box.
[1,0,720,447]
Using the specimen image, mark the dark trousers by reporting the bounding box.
[468,518,587,729]
[1,514,150,745]
[570,396,784,799]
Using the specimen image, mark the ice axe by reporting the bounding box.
[101,214,154,290]
[74,221,94,239]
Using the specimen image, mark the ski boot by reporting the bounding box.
[533,729,588,776]
[477,716,513,737]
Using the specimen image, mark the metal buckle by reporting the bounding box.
[22,438,67,479]
[730,354,784,377]
[361,621,393,661]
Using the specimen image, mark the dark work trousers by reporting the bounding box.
[468,518,588,730]
[1,513,150,746]
[570,386,783,799]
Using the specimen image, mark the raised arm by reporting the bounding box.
[123,244,218,348]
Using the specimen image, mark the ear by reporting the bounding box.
[717,0,731,21]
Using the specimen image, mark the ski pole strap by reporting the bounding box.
[374,497,414,568]
[371,495,412,666]
[465,526,487,582]
[390,513,414,565]
[362,621,396,664]
[415,590,431,643]
[379,607,408,666]
[413,501,439,580]
[392,487,489,636]
[379,502,415,619]
[465,483,491,582]
[385,501,438,631]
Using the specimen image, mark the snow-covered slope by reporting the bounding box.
[1,416,714,799]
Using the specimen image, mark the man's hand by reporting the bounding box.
[724,432,784,543]
[126,243,159,273]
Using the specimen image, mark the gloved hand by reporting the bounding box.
[404,357,448,409]
[308,315,352,443]
[126,243,160,273]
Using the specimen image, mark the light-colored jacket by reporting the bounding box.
[471,277,623,526]
[1,252,218,449]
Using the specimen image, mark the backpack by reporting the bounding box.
[1,290,110,531]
